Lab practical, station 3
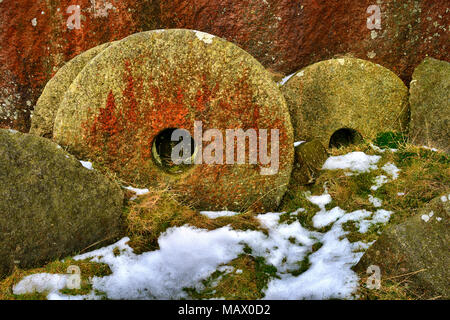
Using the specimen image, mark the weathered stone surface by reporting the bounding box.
[161,0,449,82]
[355,194,450,299]
[409,58,450,154]
[53,30,294,212]
[0,129,124,278]
[291,140,328,186]
[0,0,161,131]
[281,57,409,147]
[30,43,113,138]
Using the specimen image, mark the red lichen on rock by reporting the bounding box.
[160,0,449,82]
[0,0,161,131]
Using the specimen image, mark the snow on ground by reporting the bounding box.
[13,151,400,300]
[124,186,150,200]
[322,152,381,173]
[80,161,93,170]
[200,211,241,219]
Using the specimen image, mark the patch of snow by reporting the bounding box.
[368,195,382,208]
[80,161,93,170]
[397,192,405,196]
[279,73,295,85]
[194,31,215,44]
[200,211,241,219]
[294,141,306,147]
[13,273,68,295]
[323,152,381,173]
[295,70,305,78]
[371,175,389,191]
[441,195,448,203]
[382,162,400,180]
[421,214,430,222]
[313,206,346,228]
[124,186,150,200]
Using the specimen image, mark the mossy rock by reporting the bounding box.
[29,42,113,138]
[409,58,450,154]
[354,193,450,299]
[281,58,409,148]
[0,129,124,279]
[53,29,294,212]
[291,140,328,185]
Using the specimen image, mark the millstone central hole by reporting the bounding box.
[329,128,363,149]
[152,128,196,174]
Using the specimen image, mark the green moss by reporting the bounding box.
[373,131,406,149]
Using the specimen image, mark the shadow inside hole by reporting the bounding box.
[329,128,363,149]
[152,128,196,174]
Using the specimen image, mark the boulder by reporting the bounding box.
[30,43,113,138]
[291,140,328,185]
[0,129,124,278]
[53,30,294,212]
[409,58,450,153]
[281,57,409,147]
[354,194,450,299]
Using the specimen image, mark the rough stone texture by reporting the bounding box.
[291,140,328,186]
[53,30,294,212]
[30,43,112,138]
[161,0,449,82]
[355,194,450,299]
[0,129,124,278]
[281,57,410,147]
[409,58,450,154]
[1,0,448,131]
[0,0,161,132]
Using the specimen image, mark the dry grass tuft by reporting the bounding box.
[126,188,263,254]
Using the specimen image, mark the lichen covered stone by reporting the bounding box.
[281,58,409,147]
[354,194,450,299]
[409,58,450,153]
[0,129,124,278]
[53,30,294,212]
[291,140,328,185]
[30,43,112,138]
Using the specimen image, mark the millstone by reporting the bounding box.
[53,29,294,212]
[30,42,113,138]
[281,58,409,148]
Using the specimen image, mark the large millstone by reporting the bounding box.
[53,30,294,212]
[281,58,409,148]
[30,43,113,138]
[0,129,124,278]
[409,58,450,154]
